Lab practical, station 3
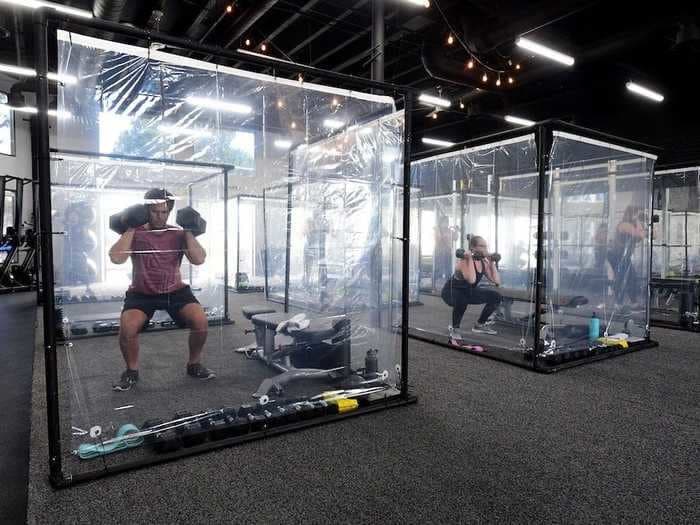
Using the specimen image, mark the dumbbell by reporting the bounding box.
[176,206,207,237]
[455,248,501,263]
[109,204,148,235]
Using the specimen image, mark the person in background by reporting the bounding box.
[441,235,502,342]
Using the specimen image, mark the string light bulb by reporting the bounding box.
[277,99,284,109]
[447,34,454,45]
[432,111,438,119]
[245,38,251,47]
[467,59,474,69]
[481,73,488,83]
[508,76,514,84]
[226,4,233,13]
[332,97,339,107]
[496,75,501,87]
[261,43,267,52]
[516,64,521,70]
[291,122,297,129]
[459,99,465,109]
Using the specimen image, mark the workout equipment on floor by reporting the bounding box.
[650,277,700,331]
[74,423,143,460]
[236,306,388,399]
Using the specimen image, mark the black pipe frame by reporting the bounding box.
[34,9,62,487]
[49,11,417,96]
[532,124,553,370]
[408,119,659,370]
[0,177,5,235]
[412,119,661,164]
[35,8,415,486]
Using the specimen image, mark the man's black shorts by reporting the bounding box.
[123,286,199,328]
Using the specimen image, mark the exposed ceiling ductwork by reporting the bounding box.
[93,0,127,22]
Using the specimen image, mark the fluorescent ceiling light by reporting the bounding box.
[0,63,77,84]
[48,109,72,119]
[158,125,212,138]
[1,105,71,119]
[0,63,36,77]
[418,93,451,108]
[0,0,43,8]
[504,115,535,127]
[0,1,93,18]
[422,137,455,148]
[7,106,38,115]
[47,72,78,85]
[186,96,252,114]
[43,1,93,18]
[274,139,292,149]
[402,0,430,7]
[626,82,664,103]
[323,118,345,129]
[516,37,574,66]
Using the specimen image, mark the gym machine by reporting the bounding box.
[0,175,36,293]
[650,166,700,331]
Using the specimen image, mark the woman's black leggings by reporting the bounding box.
[608,251,638,303]
[444,285,502,327]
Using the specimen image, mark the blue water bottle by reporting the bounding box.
[589,312,600,342]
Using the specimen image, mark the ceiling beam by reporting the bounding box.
[286,0,370,57]
[267,0,322,42]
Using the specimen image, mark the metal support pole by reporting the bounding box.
[645,161,655,339]
[284,164,293,313]
[0,177,5,235]
[400,95,412,397]
[15,176,24,235]
[662,185,669,278]
[372,0,385,83]
[532,124,552,369]
[223,168,229,320]
[236,196,240,289]
[34,8,63,486]
[262,189,270,298]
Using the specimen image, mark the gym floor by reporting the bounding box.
[10,290,697,523]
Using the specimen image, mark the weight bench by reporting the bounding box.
[244,312,352,399]
[497,287,589,323]
[236,305,277,355]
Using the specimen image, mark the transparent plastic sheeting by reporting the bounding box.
[409,132,655,362]
[409,136,539,355]
[650,167,700,327]
[230,195,267,291]
[652,167,700,277]
[53,30,404,474]
[264,112,415,314]
[542,131,654,354]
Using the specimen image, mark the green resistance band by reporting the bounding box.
[76,423,144,460]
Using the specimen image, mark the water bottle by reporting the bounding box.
[589,312,600,342]
[365,349,378,375]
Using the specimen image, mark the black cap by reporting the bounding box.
[144,188,175,211]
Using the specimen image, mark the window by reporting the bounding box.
[2,193,14,234]
[0,92,14,156]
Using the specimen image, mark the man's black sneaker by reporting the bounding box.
[113,369,139,391]
[187,363,216,380]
